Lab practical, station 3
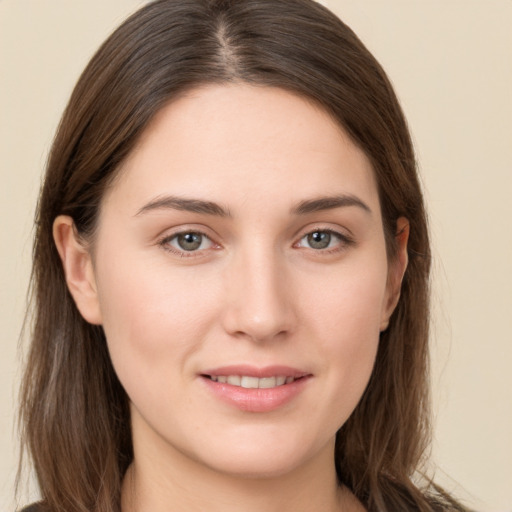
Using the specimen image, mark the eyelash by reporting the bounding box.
[158,230,218,258]
[294,228,355,254]
[157,227,354,258]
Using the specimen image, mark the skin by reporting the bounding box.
[54,84,408,512]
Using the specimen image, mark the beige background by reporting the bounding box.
[1,1,511,510]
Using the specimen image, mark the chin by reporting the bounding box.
[203,452,306,480]
[187,430,333,481]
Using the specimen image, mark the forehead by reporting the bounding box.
[105,84,379,214]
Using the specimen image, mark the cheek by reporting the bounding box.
[306,252,388,342]
[306,260,387,414]
[94,253,220,388]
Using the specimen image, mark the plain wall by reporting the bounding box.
[1,1,511,510]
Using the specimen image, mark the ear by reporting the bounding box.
[380,217,409,332]
[53,215,102,325]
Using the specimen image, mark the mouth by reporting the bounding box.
[199,365,311,412]
[203,375,302,389]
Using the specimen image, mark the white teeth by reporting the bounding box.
[258,377,277,388]
[227,375,241,386]
[210,375,294,388]
[241,376,260,389]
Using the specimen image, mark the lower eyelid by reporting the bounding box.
[157,228,353,255]
[159,231,215,255]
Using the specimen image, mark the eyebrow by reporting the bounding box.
[291,194,372,215]
[135,195,231,217]
[135,193,371,218]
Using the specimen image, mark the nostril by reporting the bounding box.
[219,273,297,342]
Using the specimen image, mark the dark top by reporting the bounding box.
[20,504,44,512]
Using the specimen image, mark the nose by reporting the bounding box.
[220,246,297,343]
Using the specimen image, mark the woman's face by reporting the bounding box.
[64,84,406,479]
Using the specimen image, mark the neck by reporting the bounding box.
[121,437,362,512]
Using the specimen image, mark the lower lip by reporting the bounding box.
[201,376,311,413]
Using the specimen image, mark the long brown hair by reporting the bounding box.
[19,1,466,511]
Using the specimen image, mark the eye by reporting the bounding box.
[296,229,351,251]
[161,231,214,254]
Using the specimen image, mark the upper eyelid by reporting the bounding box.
[159,230,215,246]
[294,224,354,242]
[301,227,346,237]
[295,228,353,247]
[157,225,219,243]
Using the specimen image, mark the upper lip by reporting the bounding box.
[200,365,311,379]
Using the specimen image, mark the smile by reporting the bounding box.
[207,375,297,388]
[200,366,311,412]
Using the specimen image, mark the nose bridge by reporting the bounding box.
[222,241,295,342]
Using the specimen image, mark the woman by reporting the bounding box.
[18,0,468,511]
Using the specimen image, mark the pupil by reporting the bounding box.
[308,231,330,249]
[178,232,202,251]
